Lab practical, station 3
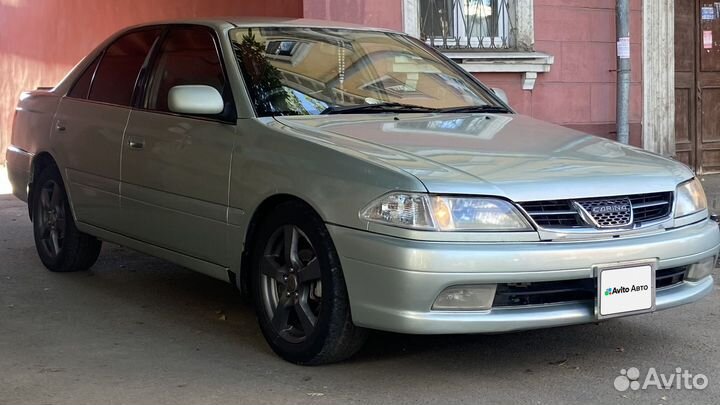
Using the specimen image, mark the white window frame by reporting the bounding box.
[403,0,553,90]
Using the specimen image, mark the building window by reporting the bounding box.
[405,0,551,90]
[420,0,515,49]
[406,0,534,51]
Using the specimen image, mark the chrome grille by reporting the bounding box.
[519,192,673,229]
[630,192,673,222]
[574,197,632,228]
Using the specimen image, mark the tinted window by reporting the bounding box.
[89,29,160,106]
[68,56,100,99]
[145,27,231,117]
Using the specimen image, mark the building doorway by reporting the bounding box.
[675,0,720,173]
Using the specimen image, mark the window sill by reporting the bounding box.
[441,51,555,90]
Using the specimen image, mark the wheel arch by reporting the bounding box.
[235,193,324,297]
[27,151,61,220]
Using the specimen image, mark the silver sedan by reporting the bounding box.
[6,19,719,364]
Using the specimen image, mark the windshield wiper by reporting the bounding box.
[436,105,511,114]
[320,102,438,115]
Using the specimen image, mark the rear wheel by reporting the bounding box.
[251,201,367,365]
[32,167,102,272]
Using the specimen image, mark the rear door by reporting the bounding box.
[54,28,160,230]
[119,25,237,266]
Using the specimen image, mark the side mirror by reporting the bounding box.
[168,85,224,115]
[491,87,509,105]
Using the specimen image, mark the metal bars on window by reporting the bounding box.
[420,0,515,50]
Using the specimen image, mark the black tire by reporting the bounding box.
[31,166,102,272]
[251,201,367,365]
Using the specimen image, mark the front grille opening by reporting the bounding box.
[631,192,674,224]
[494,279,595,307]
[519,200,583,228]
[493,266,688,307]
[519,192,673,229]
[655,266,688,288]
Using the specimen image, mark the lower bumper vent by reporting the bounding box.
[493,266,687,307]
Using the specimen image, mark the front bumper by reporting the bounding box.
[330,219,720,334]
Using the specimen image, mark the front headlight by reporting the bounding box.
[674,178,707,218]
[360,192,533,231]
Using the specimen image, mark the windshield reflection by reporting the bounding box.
[230,27,498,116]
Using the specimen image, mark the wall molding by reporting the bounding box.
[643,0,675,155]
[514,0,534,51]
[402,0,420,38]
[442,51,553,90]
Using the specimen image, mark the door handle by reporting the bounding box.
[128,137,145,149]
[55,121,66,132]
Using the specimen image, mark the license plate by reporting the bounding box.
[597,263,656,319]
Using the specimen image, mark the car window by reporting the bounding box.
[229,27,499,117]
[67,55,100,99]
[88,29,160,106]
[144,26,232,119]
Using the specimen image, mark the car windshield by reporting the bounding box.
[229,27,503,117]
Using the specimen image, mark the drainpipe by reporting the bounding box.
[616,0,631,145]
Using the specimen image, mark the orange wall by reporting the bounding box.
[0,0,302,163]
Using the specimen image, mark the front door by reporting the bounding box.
[675,0,720,173]
[119,26,237,266]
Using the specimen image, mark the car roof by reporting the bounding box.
[129,17,399,34]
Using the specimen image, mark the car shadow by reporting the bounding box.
[49,243,688,373]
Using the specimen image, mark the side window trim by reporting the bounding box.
[66,51,104,100]
[210,27,238,122]
[132,27,169,109]
[85,50,105,99]
[138,24,237,124]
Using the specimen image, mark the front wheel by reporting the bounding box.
[32,166,102,272]
[251,201,367,365]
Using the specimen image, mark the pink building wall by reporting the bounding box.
[303,0,404,31]
[477,0,644,146]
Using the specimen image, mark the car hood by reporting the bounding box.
[273,113,693,201]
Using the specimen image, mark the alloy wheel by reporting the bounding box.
[36,180,66,258]
[259,225,323,343]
